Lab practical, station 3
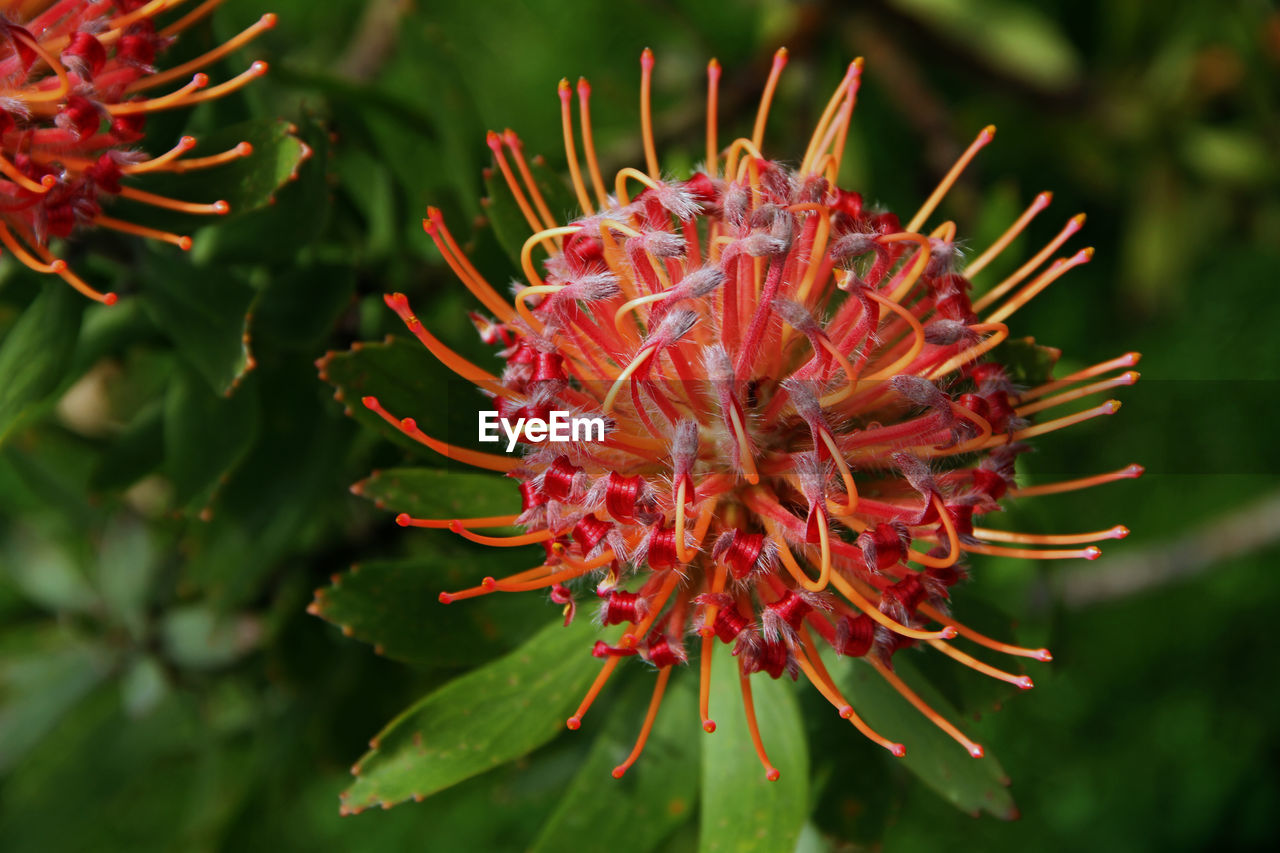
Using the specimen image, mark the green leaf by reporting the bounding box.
[889,0,1081,90]
[138,254,256,396]
[311,549,553,668]
[89,401,164,493]
[160,606,263,670]
[0,285,83,446]
[531,676,700,853]
[996,336,1061,387]
[191,117,331,265]
[342,616,607,811]
[249,262,356,351]
[353,467,518,520]
[318,336,492,462]
[699,646,809,853]
[0,625,114,773]
[164,367,260,510]
[824,652,1017,819]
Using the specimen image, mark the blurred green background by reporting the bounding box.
[1,0,1277,850]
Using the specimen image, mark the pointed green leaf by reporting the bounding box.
[249,262,356,350]
[0,626,114,773]
[824,651,1017,819]
[353,467,518,520]
[531,676,700,853]
[191,117,330,265]
[342,616,607,811]
[0,285,83,446]
[699,646,809,853]
[164,368,260,510]
[89,400,164,493]
[138,254,256,396]
[311,549,553,668]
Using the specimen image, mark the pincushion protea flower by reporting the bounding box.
[362,48,1142,781]
[1,0,274,304]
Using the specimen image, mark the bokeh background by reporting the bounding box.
[1,0,1277,850]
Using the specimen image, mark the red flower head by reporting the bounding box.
[1,0,274,304]
[365,49,1142,779]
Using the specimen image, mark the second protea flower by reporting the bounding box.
[363,49,1140,780]
[1,0,274,303]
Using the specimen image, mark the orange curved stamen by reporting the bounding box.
[1018,352,1142,403]
[986,248,1094,324]
[905,125,996,233]
[918,602,1052,661]
[973,524,1129,545]
[448,524,552,547]
[160,0,226,38]
[868,656,984,758]
[0,153,56,194]
[706,59,721,180]
[801,59,861,176]
[611,666,672,778]
[487,130,545,237]
[93,216,191,250]
[739,657,781,781]
[117,185,229,216]
[423,209,517,324]
[797,627,904,756]
[574,79,609,209]
[127,13,276,92]
[639,48,659,178]
[751,48,788,151]
[972,213,1085,312]
[361,396,519,473]
[962,542,1102,560]
[909,495,961,569]
[1010,464,1144,499]
[566,655,623,730]
[150,141,255,174]
[502,130,559,232]
[107,73,209,115]
[1016,371,1139,417]
[383,293,512,396]
[395,513,519,530]
[965,191,1052,277]
[557,79,594,216]
[928,639,1034,690]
